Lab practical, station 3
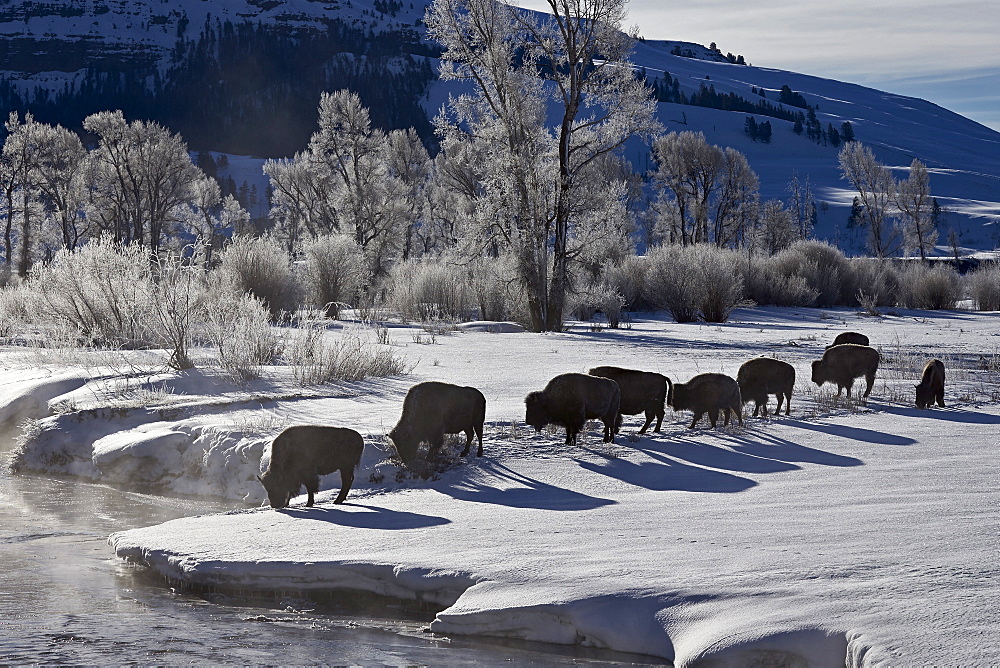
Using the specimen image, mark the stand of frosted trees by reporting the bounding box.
[0,0,949,334]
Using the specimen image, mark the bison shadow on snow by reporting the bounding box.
[574,449,756,494]
[878,405,1000,425]
[277,503,450,530]
[436,461,615,511]
[781,419,916,446]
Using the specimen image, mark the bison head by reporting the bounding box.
[810,359,828,387]
[524,392,549,432]
[915,384,934,409]
[388,425,420,465]
[258,471,297,509]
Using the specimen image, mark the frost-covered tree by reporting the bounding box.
[786,171,816,240]
[895,158,937,260]
[2,113,41,275]
[712,148,759,248]
[838,141,899,258]
[83,111,205,252]
[425,0,660,331]
[752,199,799,255]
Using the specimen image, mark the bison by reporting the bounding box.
[588,366,669,434]
[388,381,486,466]
[827,331,870,349]
[525,373,620,445]
[736,357,795,417]
[811,343,880,400]
[915,359,946,409]
[258,426,364,509]
[668,373,744,429]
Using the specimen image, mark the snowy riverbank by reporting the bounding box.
[5,307,1000,664]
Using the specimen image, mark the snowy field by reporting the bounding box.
[4,307,1000,665]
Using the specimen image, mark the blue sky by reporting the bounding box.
[514,0,1000,132]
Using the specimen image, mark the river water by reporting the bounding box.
[0,441,661,665]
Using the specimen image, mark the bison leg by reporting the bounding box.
[783,392,791,415]
[565,426,577,446]
[305,475,320,507]
[475,422,484,456]
[688,411,703,429]
[936,388,945,408]
[334,468,354,504]
[708,408,720,428]
[653,407,664,432]
[734,403,744,427]
[461,428,473,456]
[602,417,616,443]
[639,410,655,434]
[863,373,875,398]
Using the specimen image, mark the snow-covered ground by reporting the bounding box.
[5,307,1000,664]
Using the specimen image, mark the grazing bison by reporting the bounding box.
[588,366,669,434]
[737,357,795,417]
[811,344,880,400]
[827,331,870,349]
[915,359,946,409]
[668,373,744,429]
[525,373,620,445]
[258,426,364,508]
[388,381,486,466]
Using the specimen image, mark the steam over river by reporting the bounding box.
[0,437,658,665]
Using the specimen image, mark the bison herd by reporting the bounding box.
[260,330,947,507]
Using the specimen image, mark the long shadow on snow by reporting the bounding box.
[878,405,1000,424]
[279,503,450,530]
[634,434,802,475]
[435,461,616,511]
[569,329,816,359]
[717,429,864,468]
[781,418,916,446]
[574,448,756,493]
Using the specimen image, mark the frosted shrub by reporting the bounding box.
[301,234,367,318]
[566,282,625,327]
[216,235,299,320]
[0,285,28,338]
[771,241,855,307]
[602,256,650,311]
[966,264,1000,311]
[388,258,472,322]
[898,263,961,310]
[692,245,744,323]
[644,245,701,322]
[22,238,151,347]
[202,290,281,380]
[470,257,515,322]
[644,245,743,323]
[286,318,409,385]
[144,251,210,370]
[851,258,901,307]
[740,255,818,307]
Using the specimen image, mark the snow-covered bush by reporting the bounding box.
[300,234,368,319]
[602,256,651,311]
[566,281,626,327]
[216,235,300,320]
[966,264,1000,311]
[19,238,151,347]
[898,263,961,310]
[201,289,281,380]
[740,255,818,307]
[469,256,516,322]
[388,257,473,322]
[770,240,856,307]
[286,317,409,385]
[644,245,743,323]
[692,245,744,323]
[851,258,901,307]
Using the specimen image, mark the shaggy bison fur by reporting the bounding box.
[258,426,364,508]
[736,357,795,417]
[525,373,620,445]
[388,381,486,465]
[668,373,743,429]
[827,331,870,349]
[588,366,669,434]
[915,358,946,409]
[811,344,880,400]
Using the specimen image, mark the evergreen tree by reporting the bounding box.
[840,121,855,142]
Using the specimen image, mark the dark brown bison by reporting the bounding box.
[525,373,620,445]
[811,344,880,399]
[388,381,486,466]
[826,331,870,349]
[915,359,946,409]
[588,366,669,434]
[737,358,795,417]
[258,426,364,508]
[668,373,743,429]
